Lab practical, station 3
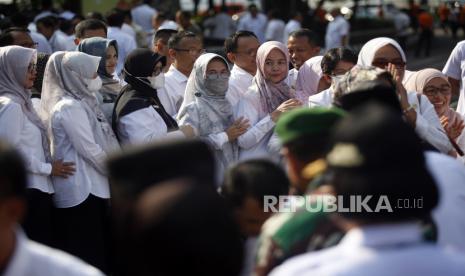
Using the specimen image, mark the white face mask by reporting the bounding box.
[331,74,345,88]
[85,76,103,91]
[146,73,165,89]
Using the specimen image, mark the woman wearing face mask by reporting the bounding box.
[308,47,357,108]
[178,53,250,185]
[39,51,120,273]
[0,46,75,247]
[113,48,194,145]
[78,37,121,123]
[405,68,465,157]
[235,41,301,161]
[358,37,454,156]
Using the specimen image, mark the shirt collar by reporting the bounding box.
[3,228,29,276]
[339,222,423,250]
[168,65,189,83]
[231,65,254,79]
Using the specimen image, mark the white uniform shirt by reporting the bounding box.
[121,23,137,40]
[203,12,236,40]
[443,40,465,116]
[3,229,104,276]
[131,4,157,34]
[50,98,110,208]
[49,31,75,52]
[117,106,184,146]
[237,13,268,43]
[234,86,276,161]
[0,97,53,194]
[107,26,137,76]
[325,15,349,50]
[308,87,333,107]
[283,19,301,42]
[426,151,465,252]
[228,65,254,108]
[30,31,52,54]
[158,65,188,117]
[265,19,285,43]
[271,223,465,276]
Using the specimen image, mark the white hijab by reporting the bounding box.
[0,46,51,161]
[357,37,406,67]
[295,56,323,101]
[177,53,238,166]
[40,51,119,155]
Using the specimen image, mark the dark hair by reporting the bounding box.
[0,141,27,199]
[285,135,332,163]
[224,30,258,54]
[155,11,168,22]
[106,9,125,27]
[167,30,198,49]
[289,28,321,47]
[178,10,192,20]
[10,13,31,28]
[152,28,178,46]
[0,27,30,47]
[222,159,290,208]
[36,15,57,29]
[113,182,244,276]
[321,47,357,75]
[75,19,107,38]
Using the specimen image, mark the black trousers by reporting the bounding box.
[22,188,55,247]
[415,29,433,57]
[54,194,111,273]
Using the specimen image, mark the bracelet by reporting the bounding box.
[402,105,415,115]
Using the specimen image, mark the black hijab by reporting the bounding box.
[112,48,178,138]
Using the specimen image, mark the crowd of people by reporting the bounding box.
[1,0,465,275]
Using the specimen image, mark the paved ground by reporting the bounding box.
[405,29,460,71]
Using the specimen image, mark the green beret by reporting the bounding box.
[275,107,346,145]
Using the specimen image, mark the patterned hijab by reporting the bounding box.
[254,41,292,114]
[0,46,51,161]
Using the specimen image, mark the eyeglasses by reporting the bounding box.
[235,48,258,57]
[174,48,206,55]
[372,59,406,69]
[423,86,451,96]
[27,63,37,73]
[19,42,38,49]
[206,72,230,80]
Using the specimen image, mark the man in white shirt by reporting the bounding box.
[36,15,75,52]
[271,103,465,276]
[265,10,285,43]
[287,29,321,89]
[224,31,260,107]
[158,31,203,117]
[237,4,268,43]
[443,40,465,116]
[0,142,103,276]
[325,8,350,50]
[131,0,157,39]
[151,28,178,72]
[203,6,236,41]
[283,12,302,43]
[73,19,107,45]
[106,9,137,77]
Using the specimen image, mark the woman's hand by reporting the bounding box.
[270,99,302,123]
[388,64,416,127]
[226,117,250,141]
[51,160,76,178]
[441,115,465,140]
[179,125,196,138]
